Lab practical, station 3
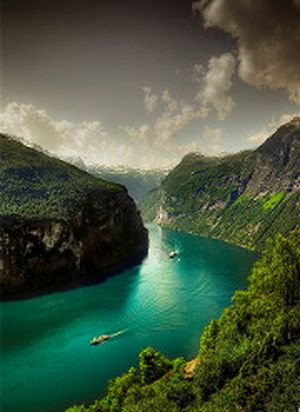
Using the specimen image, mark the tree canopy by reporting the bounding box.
[67,234,300,412]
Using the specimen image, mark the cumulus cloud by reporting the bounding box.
[0,103,62,150]
[196,52,236,120]
[0,102,213,169]
[202,126,222,154]
[161,90,178,112]
[194,0,300,104]
[120,60,232,163]
[143,86,159,113]
[121,123,153,146]
[1,54,237,169]
[119,98,212,166]
[121,102,209,146]
[154,103,209,140]
[0,102,131,166]
[247,112,300,145]
[120,123,217,167]
[122,84,210,148]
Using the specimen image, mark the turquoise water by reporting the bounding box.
[0,224,257,411]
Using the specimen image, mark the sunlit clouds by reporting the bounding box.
[1,1,299,169]
[0,48,239,168]
[0,101,222,169]
[194,0,300,104]
[143,87,159,114]
[195,53,236,120]
[247,112,300,146]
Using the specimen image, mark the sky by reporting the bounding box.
[0,0,300,168]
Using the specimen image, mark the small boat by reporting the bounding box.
[169,251,178,259]
[90,334,110,345]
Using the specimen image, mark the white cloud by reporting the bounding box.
[161,90,178,112]
[121,123,153,146]
[194,0,300,104]
[202,126,222,154]
[120,60,230,164]
[121,122,211,168]
[0,48,244,170]
[142,86,159,113]
[196,53,236,120]
[0,102,61,150]
[0,102,130,166]
[154,103,209,141]
[247,112,300,145]
[0,102,212,169]
[247,129,270,146]
[119,98,212,166]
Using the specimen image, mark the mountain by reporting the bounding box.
[0,134,148,299]
[67,234,300,412]
[87,166,167,203]
[141,118,300,250]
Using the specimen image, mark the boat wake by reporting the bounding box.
[90,328,128,346]
[110,328,128,338]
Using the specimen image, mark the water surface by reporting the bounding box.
[0,224,257,411]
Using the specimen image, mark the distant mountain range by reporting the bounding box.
[88,166,167,203]
[63,157,167,204]
[141,117,300,250]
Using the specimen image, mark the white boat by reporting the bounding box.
[169,251,178,259]
[90,334,110,345]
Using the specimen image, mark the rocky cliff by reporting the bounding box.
[0,135,148,299]
[141,118,300,250]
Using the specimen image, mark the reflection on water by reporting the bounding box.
[0,224,257,412]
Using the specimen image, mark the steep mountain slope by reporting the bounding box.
[68,235,300,412]
[0,135,148,299]
[88,166,166,203]
[141,118,300,250]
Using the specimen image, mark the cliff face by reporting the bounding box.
[141,118,300,250]
[247,118,300,194]
[0,135,148,299]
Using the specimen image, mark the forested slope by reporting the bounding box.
[141,118,300,251]
[68,234,300,411]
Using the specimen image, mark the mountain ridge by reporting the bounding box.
[141,118,300,250]
[88,166,167,203]
[0,134,148,299]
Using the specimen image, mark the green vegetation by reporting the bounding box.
[141,120,300,251]
[0,134,120,219]
[139,188,161,222]
[262,192,285,210]
[67,234,300,411]
[211,191,299,250]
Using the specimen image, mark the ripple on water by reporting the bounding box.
[0,224,257,412]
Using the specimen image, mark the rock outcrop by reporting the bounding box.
[0,135,148,299]
[141,118,300,250]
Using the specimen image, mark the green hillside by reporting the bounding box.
[0,134,120,219]
[0,134,148,298]
[67,234,300,412]
[141,118,300,250]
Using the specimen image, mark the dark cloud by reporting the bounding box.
[193,0,300,103]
